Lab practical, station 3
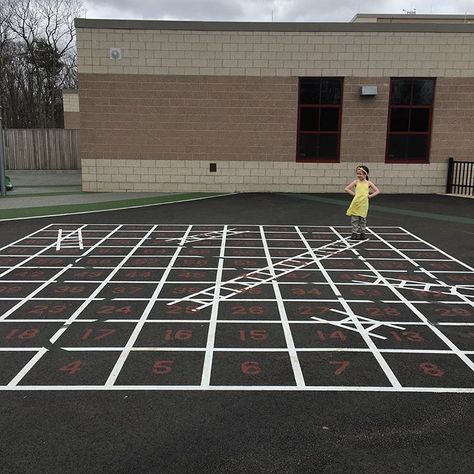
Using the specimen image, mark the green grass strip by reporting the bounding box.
[281,193,474,225]
[0,193,227,220]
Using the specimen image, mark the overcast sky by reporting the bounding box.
[82,0,474,22]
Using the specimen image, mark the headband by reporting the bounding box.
[357,166,368,175]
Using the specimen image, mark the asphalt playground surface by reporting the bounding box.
[0,192,473,473]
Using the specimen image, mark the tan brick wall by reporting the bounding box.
[340,77,390,163]
[79,74,474,165]
[77,28,474,77]
[79,74,298,162]
[64,111,80,129]
[82,158,448,193]
[431,78,474,162]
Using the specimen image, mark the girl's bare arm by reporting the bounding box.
[368,181,380,198]
[344,180,357,196]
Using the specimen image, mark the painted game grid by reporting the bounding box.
[0,223,473,392]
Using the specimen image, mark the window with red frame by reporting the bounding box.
[386,78,435,162]
[297,78,343,162]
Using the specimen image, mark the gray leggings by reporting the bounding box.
[351,216,367,234]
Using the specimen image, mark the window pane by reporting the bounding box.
[410,108,430,132]
[321,79,341,104]
[391,79,412,105]
[318,134,338,157]
[298,133,337,159]
[406,135,428,159]
[413,80,434,105]
[387,135,405,160]
[299,134,319,158]
[300,108,319,131]
[300,79,321,104]
[320,108,339,131]
[387,134,428,160]
[390,108,410,131]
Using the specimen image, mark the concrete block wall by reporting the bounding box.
[62,91,80,130]
[82,159,448,194]
[77,27,474,78]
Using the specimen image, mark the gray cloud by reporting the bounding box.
[83,0,474,22]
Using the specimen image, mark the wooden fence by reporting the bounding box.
[3,129,80,170]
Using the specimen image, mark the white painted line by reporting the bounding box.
[0,385,472,393]
[56,229,62,251]
[0,223,55,252]
[342,226,474,376]
[0,193,236,222]
[0,224,88,279]
[298,226,402,388]
[168,237,367,310]
[0,264,74,321]
[105,225,193,387]
[8,348,48,387]
[308,309,405,340]
[200,226,228,387]
[260,225,305,387]
[5,224,134,386]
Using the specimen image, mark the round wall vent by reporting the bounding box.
[109,48,122,60]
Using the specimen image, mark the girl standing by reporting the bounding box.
[345,165,380,240]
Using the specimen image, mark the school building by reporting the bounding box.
[74,14,474,193]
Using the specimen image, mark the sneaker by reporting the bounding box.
[350,233,358,240]
[360,233,368,240]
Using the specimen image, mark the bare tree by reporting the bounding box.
[0,0,84,128]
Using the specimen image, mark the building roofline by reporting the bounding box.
[352,13,474,20]
[74,18,474,33]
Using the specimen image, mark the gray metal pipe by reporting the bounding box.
[0,107,6,197]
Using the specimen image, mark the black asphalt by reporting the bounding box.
[0,193,473,473]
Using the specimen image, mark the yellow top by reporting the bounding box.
[346,181,369,218]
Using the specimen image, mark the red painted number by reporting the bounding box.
[153,360,174,375]
[241,361,262,375]
[419,362,444,377]
[316,330,347,342]
[97,305,132,315]
[5,329,39,340]
[239,330,267,341]
[80,329,116,341]
[164,330,192,341]
[231,305,264,315]
[390,331,424,342]
[59,360,83,375]
[329,360,350,375]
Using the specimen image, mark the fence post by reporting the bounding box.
[0,107,6,197]
[446,157,454,194]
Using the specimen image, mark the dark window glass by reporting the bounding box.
[321,79,341,104]
[299,133,338,159]
[390,108,410,131]
[405,135,428,158]
[300,79,321,104]
[300,108,319,131]
[318,134,338,157]
[299,134,319,157]
[410,108,430,132]
[298,77,342,161]
[320,108,339,131]
[391,80,412,105]
[413,80,434,105]
[386,78,435,162]
[387,135,428,160]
